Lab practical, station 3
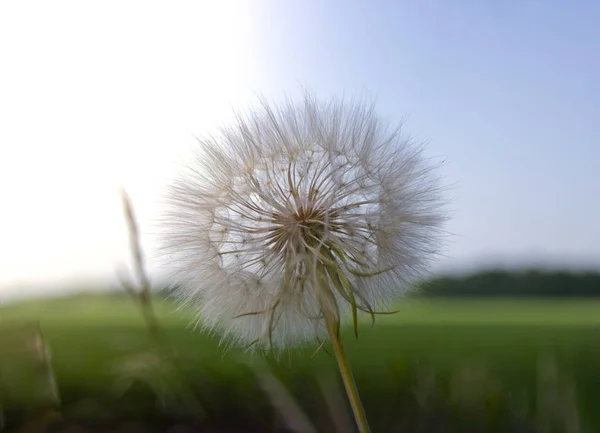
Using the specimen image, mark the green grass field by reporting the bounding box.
[1,293,600,432]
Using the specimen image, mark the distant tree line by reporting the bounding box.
[420,269,600,297]
[153,269,600,299]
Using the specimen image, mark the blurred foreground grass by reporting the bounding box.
[1,293,600,432]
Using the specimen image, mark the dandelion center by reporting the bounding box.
[269,202,328,255]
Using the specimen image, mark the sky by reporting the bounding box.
[1,0,599,299]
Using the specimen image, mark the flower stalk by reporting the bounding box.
[314,253,371,432]
[323,307,371,433]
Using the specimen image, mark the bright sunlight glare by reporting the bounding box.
[0,1,259,294]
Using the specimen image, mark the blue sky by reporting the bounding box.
[250,0,600,268]
[0,1,598,296]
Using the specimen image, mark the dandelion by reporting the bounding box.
[159,92,447,432]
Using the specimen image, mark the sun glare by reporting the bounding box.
[0,1,258,290]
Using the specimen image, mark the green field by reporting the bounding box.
[1,293,600,432]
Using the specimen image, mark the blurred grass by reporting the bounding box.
[1,293,600,431]
[2,294,600,390]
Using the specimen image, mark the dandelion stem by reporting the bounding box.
[323,309,371,433]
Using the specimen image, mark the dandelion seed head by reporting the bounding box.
[159,93,448,351]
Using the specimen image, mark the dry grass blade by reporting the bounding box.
[317,372,354,433]
[119,188,204,418]
[248,360,317,433]
[0,323,61,430]
[120,188,158,338]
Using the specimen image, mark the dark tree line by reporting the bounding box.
[420,269,600,297]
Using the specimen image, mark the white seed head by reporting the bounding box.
[158,93,447,351]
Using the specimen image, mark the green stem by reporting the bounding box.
[323,310,371,433]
